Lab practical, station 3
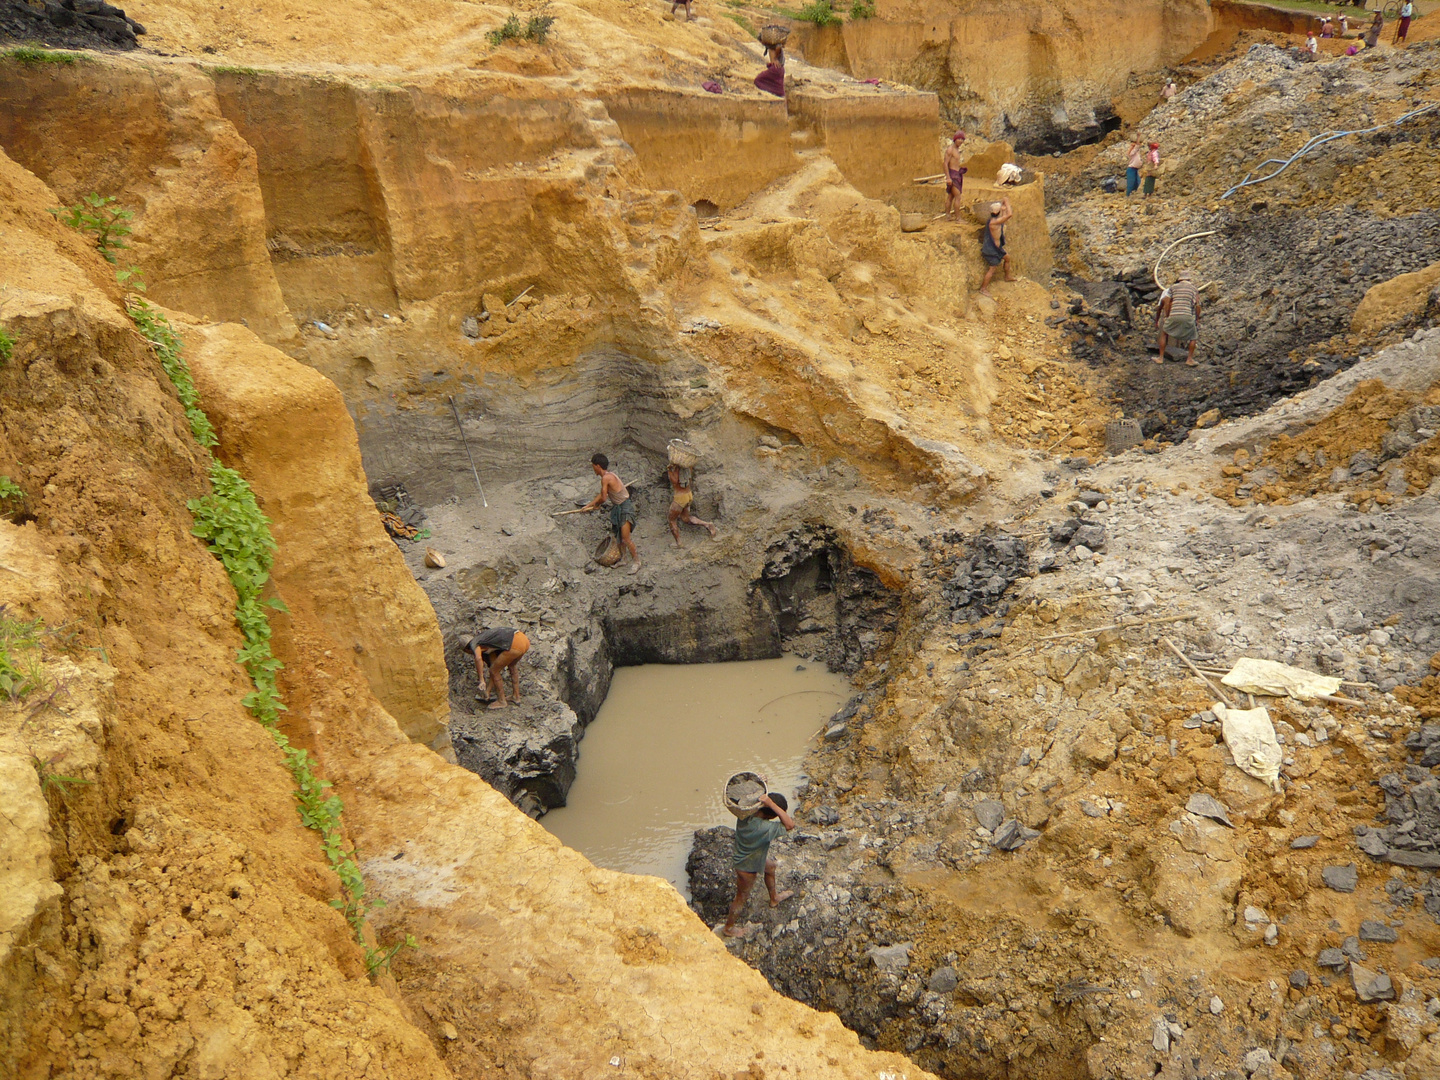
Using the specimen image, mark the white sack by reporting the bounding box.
[1214,701,1283,792]
[1221,657,1341,701]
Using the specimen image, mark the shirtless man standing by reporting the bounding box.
[943,131,967,220]
[582,452,641,573]
[666,462,717,546]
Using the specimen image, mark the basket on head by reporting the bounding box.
[758,24,790,47]
[594,537,622,567]
[667,438,700,468]
[723,771,767,819]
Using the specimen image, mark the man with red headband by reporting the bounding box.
[943,131,967,220]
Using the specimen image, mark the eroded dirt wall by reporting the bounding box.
[0,147,444,1080]
[790,0,1215,149]
[183,320,452,750]
[599,88,798,213]
[0,55,298,344]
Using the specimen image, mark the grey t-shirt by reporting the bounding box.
[470,628,516,654]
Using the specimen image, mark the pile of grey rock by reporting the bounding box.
[15,0,146,46]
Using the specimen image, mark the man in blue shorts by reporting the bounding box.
[723,791,796,936]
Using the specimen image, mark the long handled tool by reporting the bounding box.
[447,394,487,507]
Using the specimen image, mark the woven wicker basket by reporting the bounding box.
[758,23,790,46]
[723,771,767,819]
[1105,418,1144,455]
[667,438,700,468]
[594,537,622,567]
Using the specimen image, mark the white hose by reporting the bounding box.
[1152,230,1217,291]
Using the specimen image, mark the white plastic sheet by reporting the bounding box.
[1214,701,1283,791]
[1221,657,1341,701]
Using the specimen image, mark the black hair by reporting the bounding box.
[757,791,788,819]
[591,452,609,469]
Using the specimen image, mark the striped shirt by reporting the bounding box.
[1168,281,1198,319]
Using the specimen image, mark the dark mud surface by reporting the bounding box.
[1056,208,1440,441]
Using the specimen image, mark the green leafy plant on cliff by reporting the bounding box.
[486,8,555,45]
[723,11,756,33]
[0,605,47,702]
[0,476,24,521]
[5,45,77,65]
[130,304,410,976]
[127,300,215,448]
[849,0,875,17]
[49,193,134,265]
[0,327,15,366]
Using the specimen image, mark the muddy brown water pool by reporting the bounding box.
[544,657,851,894]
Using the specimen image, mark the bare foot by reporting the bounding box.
[488,700,507,710]
[1153,357,1164,365]
[723,925,747,938]
[1004,275,1017,282]
[1185,359,1199,367]
[628,561,642,575]
[770,890,795,907]
[706,524,717,538]
[979,288,993,299]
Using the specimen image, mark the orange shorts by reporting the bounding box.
[485,631,529,665]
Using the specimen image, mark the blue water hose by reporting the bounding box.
[1221,101,1438,200]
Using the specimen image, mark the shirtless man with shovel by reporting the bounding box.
[581,452,641,573]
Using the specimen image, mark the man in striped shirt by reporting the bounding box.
[1156,269,1201,366]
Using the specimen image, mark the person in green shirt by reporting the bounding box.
[723,791,797,937]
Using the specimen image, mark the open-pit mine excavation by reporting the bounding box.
[3,0,1440,1077]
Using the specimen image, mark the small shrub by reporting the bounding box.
[0,476,23,504]
[49,193,134,265]
[0,326,13,365]
[796,0,839,25]
[487,9,555,45]
[723,12,756,32]
[6,46,76,65]
[0,605,46,702]
[487,14,524,44]
[849,0,876,17]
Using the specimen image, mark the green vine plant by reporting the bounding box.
[129,303,412,976]
[0,326,14,365]
[115,266,146,293]
[49,192,135,265]
[0,604,49,702]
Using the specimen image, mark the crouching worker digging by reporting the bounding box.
[724,792,796,937]
[466,627,529,709]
